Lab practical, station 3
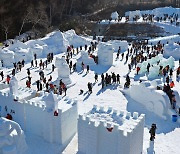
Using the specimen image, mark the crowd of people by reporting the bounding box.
[109,11,179,26]
[0,34,179,114]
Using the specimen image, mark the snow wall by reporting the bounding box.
[78,108,145,154]
[127,83,170,120]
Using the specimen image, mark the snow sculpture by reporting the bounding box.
[0,117,27,154]
[0,49,14,67]
[14,48,33,62]
[8,40,27,50]
[148,65,160,79]
[78,106,145,154]
[63,29,91,48]
[164,42,180,60]
[55,57,72,85]
[42,92,58,112]
[129,10,141,21]
[98,42,113,66]
[138,54,175,79]
[137,62,147,74]
[26,40,48,57]
[111,11,119,20]
[126,83,169,119]
[4,40,33,63]
[77,50,96,67]
[41,30,69,54]
[9,76,18,96]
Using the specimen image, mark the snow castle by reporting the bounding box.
[0,84,78,151]
[78,105,145,154]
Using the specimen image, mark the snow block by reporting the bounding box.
[98,42,113,66]
[78,106,145,154]
[55,57,72,85]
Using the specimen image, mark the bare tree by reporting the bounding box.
[60,0,67,20]
[69,0,74,15]
[0,17,13,40]
[27,2,52,34]
[18,7,32,36]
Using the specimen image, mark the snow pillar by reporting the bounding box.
[98,42,113,66]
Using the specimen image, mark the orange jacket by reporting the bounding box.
[170,82,175,88]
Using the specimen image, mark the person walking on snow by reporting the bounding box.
[26,80,31,88]
[88,82,92,94]
[128,64,131,72]
[117,74,120,84]
[95,73,98,82]
[81,62,84,71]
[147,63,150,73]
[27,69,30,76]
[31,60,34,67]
[0,71,4,81]
[73,63,77,72]
[86,65,89,74]
[149,123,157,141]
[52,64,55,72]
[169,68,173,78]
[6,75,11,84]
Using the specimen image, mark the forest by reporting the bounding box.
[0,0,178,42]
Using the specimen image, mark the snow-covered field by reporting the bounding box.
[0,7,180,154]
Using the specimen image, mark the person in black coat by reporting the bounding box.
[117,74,120,84]
[149,123,157,141]
[88,82,92,94]
[95,73,98,82]
[0,71,4,80]
[36,80,40,91]
[87,65,89,74]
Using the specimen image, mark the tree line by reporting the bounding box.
[0,0,175,42]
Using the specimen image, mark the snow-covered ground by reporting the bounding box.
[0,6,180,154]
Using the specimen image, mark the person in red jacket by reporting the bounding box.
[26,80,31,88]
[6,113,12,120]
[136,66,140,75]
[6,75,11,84]
[170,81,175,88]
